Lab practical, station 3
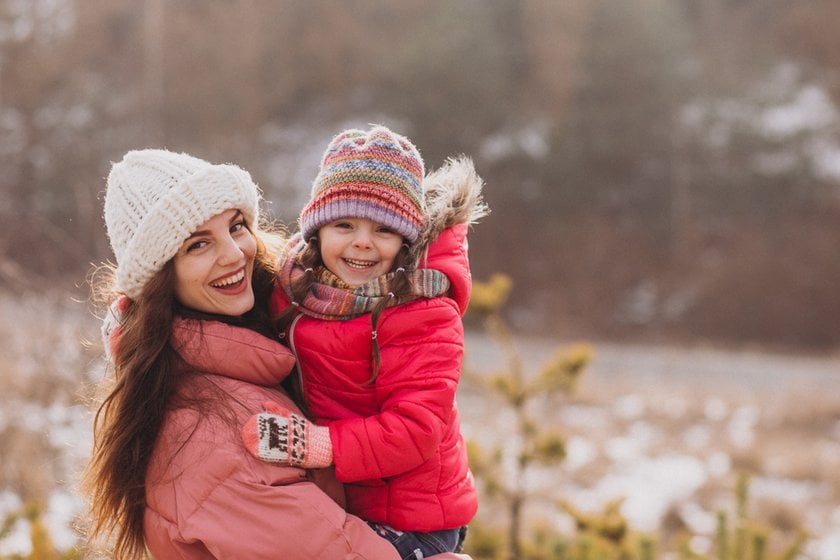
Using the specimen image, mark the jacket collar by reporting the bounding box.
[170,317,295,386]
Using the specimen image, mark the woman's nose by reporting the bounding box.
[218,235,243,264]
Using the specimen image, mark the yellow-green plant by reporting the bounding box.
[462,276,810,560]
[675,472,808,560]
[465,273,593,560]
[0,501,83,560]
[555,498,658,560]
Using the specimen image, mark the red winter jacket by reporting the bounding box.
[270,224,478,532]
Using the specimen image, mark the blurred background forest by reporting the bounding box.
[2,0,840,351]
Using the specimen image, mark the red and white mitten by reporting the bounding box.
[241,401,333,468]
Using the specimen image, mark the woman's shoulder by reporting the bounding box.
[147,380,309,517]
[172,318,295,386]
[153,377,304,471]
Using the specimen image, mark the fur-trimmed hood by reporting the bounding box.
[412,156,489,260]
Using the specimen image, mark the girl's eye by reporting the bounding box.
[377,226,395,234]
[334,221,352,229]
[231,220,246,234]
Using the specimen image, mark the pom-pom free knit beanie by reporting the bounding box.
[104,148,261,299]
[299,125,426,243]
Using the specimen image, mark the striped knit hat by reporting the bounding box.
[299,125,425,243]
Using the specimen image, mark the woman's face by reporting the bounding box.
[173,209,257,316]
[318,217,403,287]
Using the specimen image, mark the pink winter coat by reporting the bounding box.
[270,224,479,533]
[142,318,401,559]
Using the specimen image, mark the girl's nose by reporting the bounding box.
[352,229,373,248]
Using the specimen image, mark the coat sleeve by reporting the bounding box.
[179,455,400,560]
[329,299,463,482]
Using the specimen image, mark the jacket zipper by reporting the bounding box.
[288,313,306,405]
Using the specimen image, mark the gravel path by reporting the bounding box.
[465,331,840,396]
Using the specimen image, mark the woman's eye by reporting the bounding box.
[231,221,246,233]
[186,240,207,252]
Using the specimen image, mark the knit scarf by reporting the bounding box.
[277,236,451,321]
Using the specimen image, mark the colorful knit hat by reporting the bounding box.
[299,125,426,243]
[104,149,261,299]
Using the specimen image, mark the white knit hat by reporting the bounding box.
[104,149,261,299]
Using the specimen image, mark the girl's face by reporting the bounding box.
[173,209,257,316]
[318,217,403,287]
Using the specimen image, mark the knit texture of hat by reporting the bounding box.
[299,125,425,243]
[104,149,261,299]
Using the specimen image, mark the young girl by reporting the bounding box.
[242,126,488,559]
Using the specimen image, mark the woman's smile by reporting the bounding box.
[210,267,247,290]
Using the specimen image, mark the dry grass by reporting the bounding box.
[0,290,101,553]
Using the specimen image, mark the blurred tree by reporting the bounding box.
[0,0,838,348]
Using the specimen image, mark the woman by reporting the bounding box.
[84,148,464,559]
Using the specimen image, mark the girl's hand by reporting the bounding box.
[241,401,333,468]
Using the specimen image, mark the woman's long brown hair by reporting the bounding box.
[84,226,282,559]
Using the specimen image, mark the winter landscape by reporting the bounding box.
[1,292,839,558]
[2,2,840,558]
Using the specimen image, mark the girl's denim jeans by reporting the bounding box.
[367,522,466,559]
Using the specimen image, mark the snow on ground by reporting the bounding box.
[0,399,91,556]
[461,332,840,559]
[1,328,839,557]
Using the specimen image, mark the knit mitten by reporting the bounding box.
[241,401,333,468]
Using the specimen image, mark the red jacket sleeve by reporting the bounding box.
[329,298,463,482]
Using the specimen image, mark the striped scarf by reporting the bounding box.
[277,236,451,321]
